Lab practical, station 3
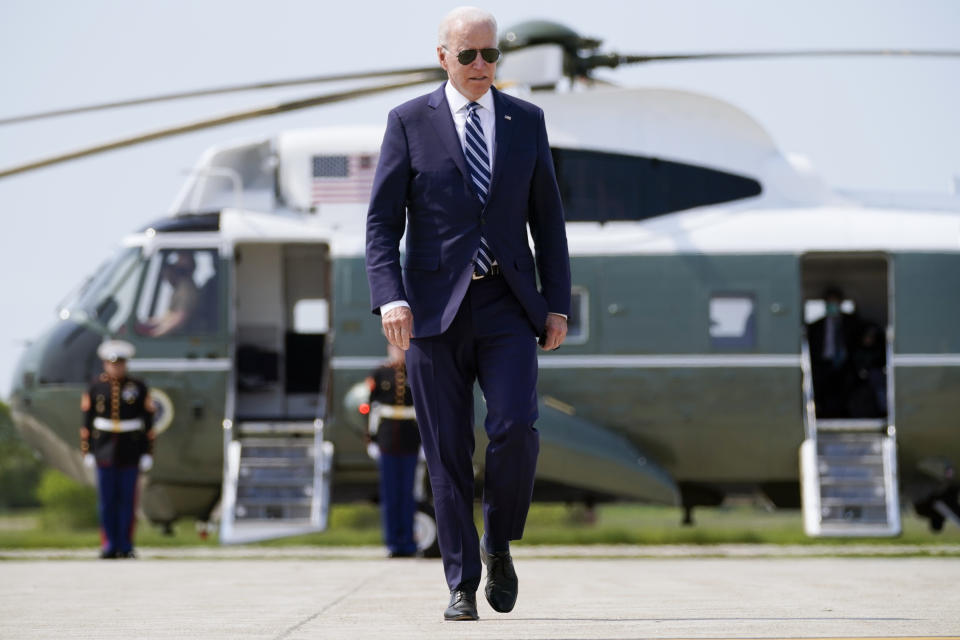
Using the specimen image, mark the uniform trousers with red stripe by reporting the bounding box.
[96,465,139,554]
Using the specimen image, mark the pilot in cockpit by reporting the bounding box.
[136,252,199,337]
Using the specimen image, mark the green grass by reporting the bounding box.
[3,501,959,550]
[520,502,960,546]
[0,509,215,549]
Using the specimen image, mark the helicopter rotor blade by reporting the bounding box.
[590,48,960,70]
[6,47,955,126]
[0,71,443,180]
[0,65,441,127]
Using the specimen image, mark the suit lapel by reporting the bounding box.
[426,84,469,182]
[488,87,513,202]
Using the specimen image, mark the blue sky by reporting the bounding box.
[0,0,958,394]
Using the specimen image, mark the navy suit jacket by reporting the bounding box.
[366,83,571,339]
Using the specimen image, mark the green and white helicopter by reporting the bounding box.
[6,22,960,549]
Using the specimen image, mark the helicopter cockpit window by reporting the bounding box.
[709,294,756,349]
[39,247,144,384]
[135,248,219,337]
[551,148,762,223]
[71,246,144,332]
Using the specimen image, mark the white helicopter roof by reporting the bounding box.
[276,126,384,212]
[170,85,837,216]
[565,201,960,255]
[218,209,334,245]
[125,209,337,254]
[160,83,959,258]
[536,87,775,177]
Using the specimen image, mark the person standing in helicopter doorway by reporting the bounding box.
[366,342,422,557]
[80,340,156,559]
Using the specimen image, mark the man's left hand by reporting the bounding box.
[541,313,567,351]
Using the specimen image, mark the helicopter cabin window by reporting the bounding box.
[709,294,756,349]
[293,299,329,334]
[551,148,762,222]
[135,248,220,337]
[565,286,589,345]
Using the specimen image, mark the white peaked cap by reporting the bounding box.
[97,340,136,362]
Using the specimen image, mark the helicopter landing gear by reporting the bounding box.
[915,485,960,533]
[414,502,440,558]
[913,458,960,533]
[679,483,724,527]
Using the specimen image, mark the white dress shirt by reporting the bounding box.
[444,80,496,172]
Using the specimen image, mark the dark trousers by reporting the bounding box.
[96,465,139,554]
[378,453,419,555]
[406,276,540,592]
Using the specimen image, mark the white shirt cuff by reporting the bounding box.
[380,300,410,315]
[548,312,567,319]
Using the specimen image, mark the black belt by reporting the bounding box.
[471,264,502,280]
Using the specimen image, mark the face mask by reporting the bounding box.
[825,302,840,316]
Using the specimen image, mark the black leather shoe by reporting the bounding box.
[443,590,479,621]
[480,534,518,613]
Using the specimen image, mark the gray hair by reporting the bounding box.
[438,6,497,47]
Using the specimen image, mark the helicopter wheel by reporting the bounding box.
[915,485,960,533]
[915,498,945,532]
[414,502,440,558]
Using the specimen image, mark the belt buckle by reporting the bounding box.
[472,263,500,281]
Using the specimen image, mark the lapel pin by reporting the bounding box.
[504,115,512,120]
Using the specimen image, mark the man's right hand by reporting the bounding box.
[382,306,414,350]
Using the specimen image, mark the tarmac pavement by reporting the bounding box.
[2,547,959,639]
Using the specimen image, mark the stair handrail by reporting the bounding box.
[218,427,241,543]
[800,330,818,441]
[884,323,896,437]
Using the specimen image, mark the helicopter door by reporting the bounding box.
[232,242,331,420]
[799,252,899,536]
[222,241,332,543]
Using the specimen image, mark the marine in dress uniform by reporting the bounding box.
[80,340,156,559]
[366,344,422,558]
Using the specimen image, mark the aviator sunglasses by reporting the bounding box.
[443,46,501,65]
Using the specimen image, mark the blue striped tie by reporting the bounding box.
[465,102,494,275]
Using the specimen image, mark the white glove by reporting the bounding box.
[139,454,154,472]
[366,442,381,461]
[83,453,96,469]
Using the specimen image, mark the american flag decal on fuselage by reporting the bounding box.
[311,154,376,204]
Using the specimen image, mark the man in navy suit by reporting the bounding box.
[365,6,571,621]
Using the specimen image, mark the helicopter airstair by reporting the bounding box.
[219,420,333,544]
[799,337,900,536]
